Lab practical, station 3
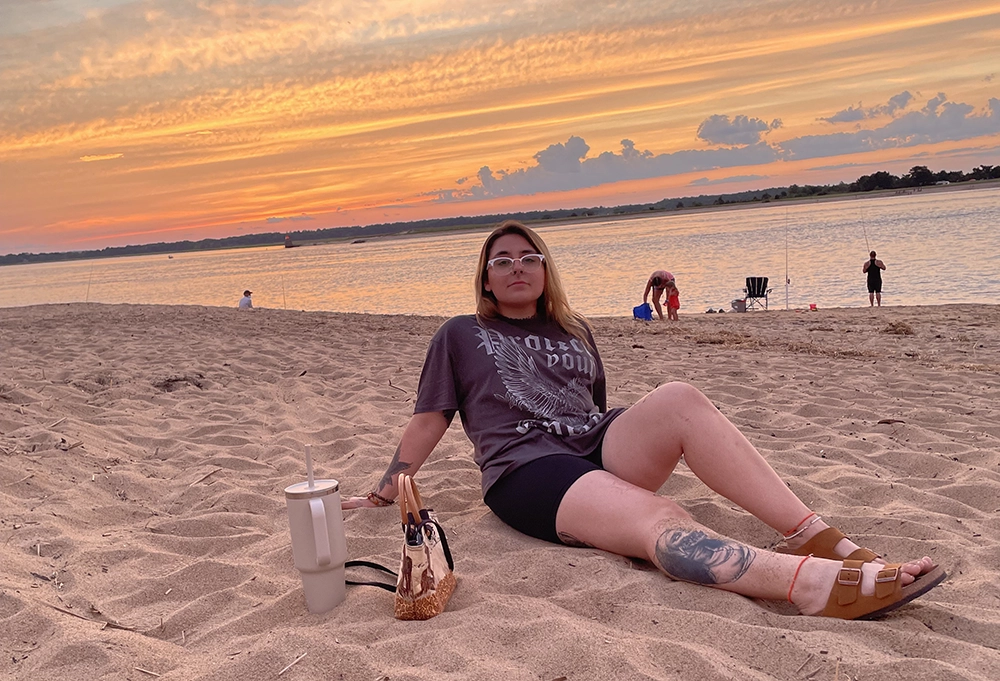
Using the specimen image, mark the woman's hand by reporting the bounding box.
[341,412,450,512]
[341,495,379,510]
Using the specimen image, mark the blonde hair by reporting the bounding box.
[474,220,592,346]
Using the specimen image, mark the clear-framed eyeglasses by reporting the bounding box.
[487,254,545,275]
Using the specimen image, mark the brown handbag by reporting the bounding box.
[394,474,456,620]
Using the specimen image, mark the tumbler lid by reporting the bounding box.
[284,479,339,499]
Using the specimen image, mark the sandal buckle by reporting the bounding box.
[837,567,862,586]
[875,567,900,583]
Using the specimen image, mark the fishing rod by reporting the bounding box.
[784,211,790,310]
[861,208,871,253]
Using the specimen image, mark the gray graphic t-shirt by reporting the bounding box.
[414,315,624,495]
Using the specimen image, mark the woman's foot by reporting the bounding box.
[791,556,940,617]
[781,519,882,563]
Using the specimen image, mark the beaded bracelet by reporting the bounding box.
[367,490,396,507]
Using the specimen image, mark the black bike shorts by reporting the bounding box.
[484,448,604,545]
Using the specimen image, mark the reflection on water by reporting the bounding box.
[2,187,998,315]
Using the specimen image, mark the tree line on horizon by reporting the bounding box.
[3,164,998,267]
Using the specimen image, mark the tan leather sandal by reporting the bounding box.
[778,526,880,563]
[821,559,947,620]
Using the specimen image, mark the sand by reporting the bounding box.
[1,302,998,681]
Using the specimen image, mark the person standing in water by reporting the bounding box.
[863,252,886,307]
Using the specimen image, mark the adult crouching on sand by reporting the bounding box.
[643,270,674,321]
[343,220,945,619]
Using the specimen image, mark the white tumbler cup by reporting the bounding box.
[284,479,348,614]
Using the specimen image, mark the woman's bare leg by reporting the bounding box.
[601,382,864,557]
[555,470,936,614]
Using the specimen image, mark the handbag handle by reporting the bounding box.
[397,472,410,526]
[399,473,424,524]
[398,474,455,572]
[407,475,424,510]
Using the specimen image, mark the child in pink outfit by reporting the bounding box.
[665,281,680,321]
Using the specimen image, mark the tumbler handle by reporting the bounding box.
[309,497,332,567]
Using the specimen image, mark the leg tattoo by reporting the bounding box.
[557,531,594,548]
[654,528,755,585]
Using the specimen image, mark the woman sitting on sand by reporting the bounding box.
[343,220,945,619]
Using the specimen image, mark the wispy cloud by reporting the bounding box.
[689,174,769,187]
[78,153,124,162]
[266,214,314,223]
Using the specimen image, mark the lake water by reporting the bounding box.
[2,187,998,316]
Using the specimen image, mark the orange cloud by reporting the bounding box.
[79,153,125,162]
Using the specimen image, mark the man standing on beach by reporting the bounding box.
[643,270,674,321]
[863,251,886,307]
[239,290,253,309]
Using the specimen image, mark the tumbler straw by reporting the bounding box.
[305,444,315,490]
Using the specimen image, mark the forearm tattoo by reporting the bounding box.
[654,529,755,585]
[377,443,411,493]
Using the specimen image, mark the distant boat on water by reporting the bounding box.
[167,255,174,259]
[284,235,299,248]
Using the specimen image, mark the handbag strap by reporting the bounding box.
[344,559,397,592]
[424,518,455,571]
[401,475,454,572]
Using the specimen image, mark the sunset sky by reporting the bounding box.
[1,0,998,255]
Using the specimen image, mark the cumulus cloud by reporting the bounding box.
[534,136,590,173]
[696,115,781,146]
[885,91,913,115]
[821,105,867,123]
[786,94,1000,159]
[437,137,779,201]
[438,94,999,202]
[820,91,913,122]
[923,92,947,115]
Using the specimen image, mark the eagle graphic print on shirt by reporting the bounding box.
[473,324,603,436]
[414,315,621,495]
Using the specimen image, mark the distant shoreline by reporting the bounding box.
[332,178,1000,246]
[3,178,998,264]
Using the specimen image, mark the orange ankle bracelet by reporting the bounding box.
[787,555,811,603]
[784,512,817,538]
[784,514,822,541]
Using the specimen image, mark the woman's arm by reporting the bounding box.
[341,410,451,509]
